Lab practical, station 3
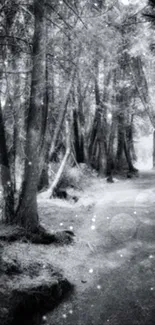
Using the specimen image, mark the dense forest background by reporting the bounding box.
[2,1,155,325]
[0,0,155,234]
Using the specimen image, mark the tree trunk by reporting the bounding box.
[88,76,102,170]
[38,49,50,191]
[15,0,47,232]
[0,102,14,223]
[116,112,125,170]
[38,150,49,191]
[106,113,116,177]
[153,129,155,169]
[126,117,136,162]
[49,120,71,198]
[73,108,84,163]
[124,134,136,172]
[49,68,76,161]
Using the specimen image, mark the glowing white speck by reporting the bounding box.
[62,314,67,319]
[149,255,153,259]
[28,161,32,165]
[92,218,96,222]
[91,304,94,307]
[107,217,109,220]
[89,268,94,274]
[107,112,112,120]
[43,264,46,269]
[69,226,73,230]
[97,285,101,289]
[120,254,123,257]
[91,225,95,230]
[134,211,137,215]
[7,181,11,187]
[150,287,154,291]
[60,223,63,226]
[75,215,78,218]
[42,315,47,321]
[69,310,73,314]
[94,2,98,6]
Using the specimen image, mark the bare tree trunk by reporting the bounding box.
[116,112,125,170]
[126,115,137,162]
[49,120,71,198]
[106,113,116,178]
[38,149,49,191]
[153,129,155,169]
[72,108,84,163]
[0,102,14,222]
[38,50,50,191]
[10,57,21,194]
[88,58,110,173]
[124,134,136,172]
[15,0,47,232]
[49,68,76,162]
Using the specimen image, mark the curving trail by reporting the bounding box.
[46,170,155,325]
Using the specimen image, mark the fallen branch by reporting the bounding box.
[49,119,71,198]
[49,147,71,198]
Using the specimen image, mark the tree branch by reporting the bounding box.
[0,35,32,46]
[45,2,72,29]
[63,0,88,29]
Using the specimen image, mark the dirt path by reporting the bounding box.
[4,171,155,325]
[45,171,155,325]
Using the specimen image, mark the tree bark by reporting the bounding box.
[0,102,14,222]
[124,133,136,172]
[126,115,137,162]
[38,150,49,191]
[106,113,116,177]
[15,0,47,232]
[49,68,76,162]
[116,112,125,170]
[153,129,155,169]
[49,120,71,198]
[72,108,84,163]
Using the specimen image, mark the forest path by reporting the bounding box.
[46,170,155,325]
[5,171,155,325]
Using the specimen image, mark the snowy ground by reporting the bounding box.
[4,170,155,325]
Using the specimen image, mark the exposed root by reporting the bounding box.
[0,224,75,245]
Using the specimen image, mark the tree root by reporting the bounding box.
[127,168,139,178]
[0,225,75,245]
[28,226,75,245]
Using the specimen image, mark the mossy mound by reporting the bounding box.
[0,257,73,325]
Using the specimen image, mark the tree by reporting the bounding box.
[0,0,46,232]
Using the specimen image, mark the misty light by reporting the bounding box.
[1,99,5,108]
[120,0,129,5]
[107,112,112,122]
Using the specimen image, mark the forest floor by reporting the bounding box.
[3,170,155,325]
